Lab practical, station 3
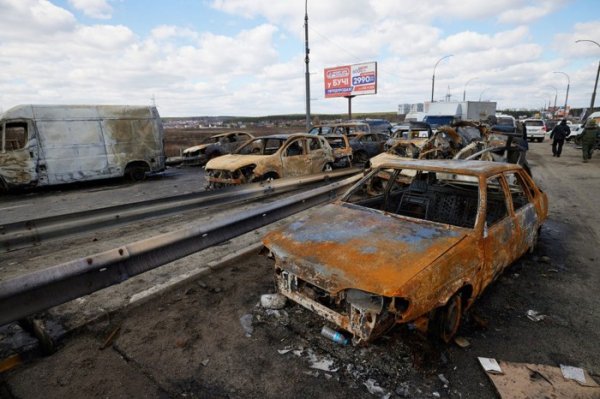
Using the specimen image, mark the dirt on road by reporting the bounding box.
[1,142,600,398]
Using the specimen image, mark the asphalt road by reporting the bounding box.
[1,142,599,398]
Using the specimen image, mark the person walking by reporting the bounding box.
[550,119,570,157]
[581,119,599,163]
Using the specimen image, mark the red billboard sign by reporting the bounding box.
[324,62,377,98]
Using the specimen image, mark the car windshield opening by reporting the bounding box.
[344,168,480,228]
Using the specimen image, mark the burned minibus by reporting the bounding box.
[0,104,165,191]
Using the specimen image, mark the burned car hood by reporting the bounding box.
[183,143,210,154]
[205,154,267,171]
[263,203,467,296]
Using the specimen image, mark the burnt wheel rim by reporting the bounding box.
[441,295,462,342]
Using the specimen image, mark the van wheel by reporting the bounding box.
[126,166,147,182]
[429,293,462,343]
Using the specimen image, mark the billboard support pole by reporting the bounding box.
[346,95,355,119]
[304,1,311,130]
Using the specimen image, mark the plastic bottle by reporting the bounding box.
[320,326,350,345]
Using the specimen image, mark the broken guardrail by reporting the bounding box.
[0,173,362,327]
[0,168,361,252]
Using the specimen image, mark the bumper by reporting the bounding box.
[275,269,389,343]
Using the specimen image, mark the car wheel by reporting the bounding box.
[537,138,543,143]
[323,163,333,172]
[429,293,463,343]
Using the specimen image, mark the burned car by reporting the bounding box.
[182,131,254,166]
[347,132,390,164]
[323,135,353,169]
[263,160,547,344]
[205,134,334,188]
[308,122,371,136]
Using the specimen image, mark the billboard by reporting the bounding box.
[324,62,377,99]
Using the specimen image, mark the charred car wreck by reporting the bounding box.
[205,134,334,189]
[263,160,547,344]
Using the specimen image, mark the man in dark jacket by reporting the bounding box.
[581,119,599,163]
[550,119,570,157]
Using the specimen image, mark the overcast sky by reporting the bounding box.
[0,0,599,117]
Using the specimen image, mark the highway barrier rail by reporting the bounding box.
[0,173,362,326]
[1,168,361,252]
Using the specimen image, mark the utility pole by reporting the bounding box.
[304,0,311,130]
[576,39,600,113]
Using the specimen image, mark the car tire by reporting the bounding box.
[429,293,463,343]
[537,138,543,143]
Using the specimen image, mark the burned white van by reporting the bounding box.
[0,105,165,191]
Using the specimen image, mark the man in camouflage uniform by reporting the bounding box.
[581,119,599,163]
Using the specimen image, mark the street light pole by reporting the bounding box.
[548,85,558,111]
[575,39,600,112]
[463,77,479,101]
[478,88,489,102]
[304,0,311,130]
[553,71,570,115]
[431,55,453,102]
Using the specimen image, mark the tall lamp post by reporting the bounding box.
[548,85,558,111]
[463,77,479,101]
[304,0,311,130]
[479,88,490,101]
[431,55,453,102]
[553,71,570,115]
[575,39,600,113]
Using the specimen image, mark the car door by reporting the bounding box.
[481,174,519,289]
[306,136,327,173]
[281,137,310,177]
[504,170,539,256]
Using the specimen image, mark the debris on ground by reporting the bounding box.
[454,336,471,348]
[481,360,600,398]
[239,314,254,337]
[321,326,350,345]
[260,293,287,310]
[526,310,546,322]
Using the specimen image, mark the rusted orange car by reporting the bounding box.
[263,159,548,344]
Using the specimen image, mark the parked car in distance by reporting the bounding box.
[524,119,546,142]
[205,134,334,189]
[323,135,353,168]
[354,119,392,134]
[492,114,517,134]
[308,122,371,136]
[263,160,547,344]
[182,131,254,166]
[347,132,390,164]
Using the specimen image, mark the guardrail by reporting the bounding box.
[0,173,362,326]
[0,168,361,252]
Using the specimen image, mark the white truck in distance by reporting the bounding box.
[423,101,497,127]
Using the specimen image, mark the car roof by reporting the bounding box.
[254,133,322,140]
[210,131,248,138]
[376,159,523,177]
